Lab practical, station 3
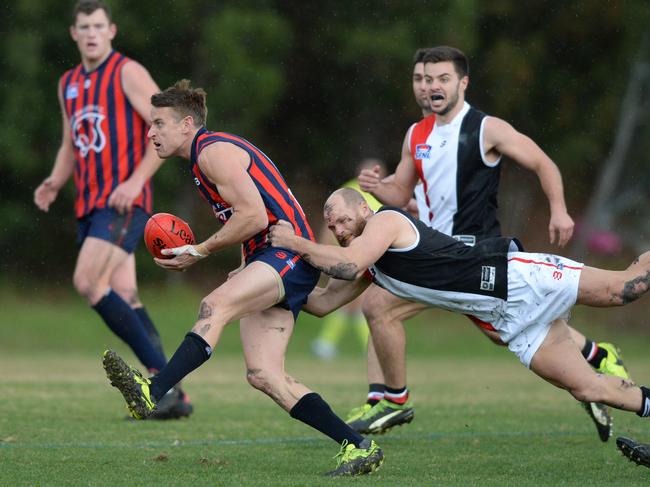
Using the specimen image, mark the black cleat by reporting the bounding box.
[582,402,612,442]
[617,437,650,468]
[149,386,194,420]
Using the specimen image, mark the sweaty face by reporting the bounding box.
[148,107,186,158]
[412,62,431,115]
[324,198,366,247]
[424,61,466,117]
[71,9,115,64]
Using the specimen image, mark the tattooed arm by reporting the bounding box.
[269,211,406,280]
[303,276,371,316]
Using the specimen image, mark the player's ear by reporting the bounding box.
[182,115,194,132]
[109,22,117,40]
[70,25,77,42]
[460,75,469,92]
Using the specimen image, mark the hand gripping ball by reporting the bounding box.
[144,213,195,259]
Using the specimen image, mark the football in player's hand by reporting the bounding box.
[144,213,195,259]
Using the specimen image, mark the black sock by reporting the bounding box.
[581,339,607,368]
[134,307,166,362]
[637,386,650,417]
[93,290,167,371]
[290,392,364,446]
[149,332,212,401]
[367,383,385,406]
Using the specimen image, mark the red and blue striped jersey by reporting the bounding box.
[60,50,153,218]
[189,127,315,259]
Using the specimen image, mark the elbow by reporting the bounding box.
[242,212,268,237]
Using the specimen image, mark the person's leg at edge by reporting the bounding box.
[531,319,646,414]
[110,253,167,362]
[363,285,427,395]
[74,236,166,371]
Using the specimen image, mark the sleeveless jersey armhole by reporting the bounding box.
[480,116,502,168]
[379,210,420,252]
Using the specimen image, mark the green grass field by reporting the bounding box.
[2,284,650,485]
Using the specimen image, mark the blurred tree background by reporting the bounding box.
[1,0,650,290]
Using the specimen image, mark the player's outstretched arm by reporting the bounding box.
[35,83,75,212]
[269,212,401,280]
[109,61,164,214]
[483,117,574,247]
[303,276,371,317]
[358,129,419,207]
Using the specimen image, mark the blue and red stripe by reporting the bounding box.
[61,51,152,219]
[189,128,315,258]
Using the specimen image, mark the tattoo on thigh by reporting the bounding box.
[198,302,213,320]
[620,270,650,304]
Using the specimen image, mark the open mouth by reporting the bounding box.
[430,94,444,101]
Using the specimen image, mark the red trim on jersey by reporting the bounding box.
[215,132,315,242]
[64,66,84,217]
[409,115,436,223]
[86,71,100,210]
[465,314,497,332]
[279,255,300,277]
[113,58,129,186]
[507,257,583,271]
[96,54,120,207]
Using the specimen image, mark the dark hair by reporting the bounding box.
[72,0,112,24]
[151,79,207,127]
[422,46,469,78]
[412,48,431,66]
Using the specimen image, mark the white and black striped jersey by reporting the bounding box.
[368,207,520,325]
[409,102,501,242]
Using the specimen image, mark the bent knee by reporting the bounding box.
[246,367,274,392]
[73,273,103,303]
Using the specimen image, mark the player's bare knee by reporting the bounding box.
[72,273,99,302]
[246,367,271,392]
[362,294,392,326]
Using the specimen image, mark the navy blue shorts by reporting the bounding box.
[77,207,149,254]
[247,247,320,320]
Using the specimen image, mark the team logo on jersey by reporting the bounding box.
[84,79,92,89]
[415,144,432,159]
[212,204,233,223]
[66,82,79,100]
[71,106,106,157]
[480,266,496,291]
[285,258,296,270]
[275,251,287,259]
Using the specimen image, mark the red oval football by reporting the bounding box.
[144,213,196,259]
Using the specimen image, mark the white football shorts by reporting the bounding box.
[497,252,583,368]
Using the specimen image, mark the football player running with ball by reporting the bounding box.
[102,80,383,477]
